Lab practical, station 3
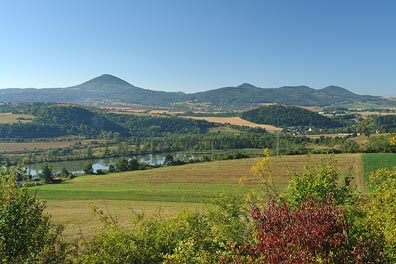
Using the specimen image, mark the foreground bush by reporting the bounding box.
[228,154,388,263]
[363,168,396,261]
[73,195,249,264]
[0,165,66,263]
[227,196,386,263]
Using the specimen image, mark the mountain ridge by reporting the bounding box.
[0,74,390,107]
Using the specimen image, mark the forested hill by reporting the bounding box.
[241,105,340,128]
[32,105,129,135]
[0,74,389,107]
[0,104,218,139]
[68,74,185,105]
[0,74,185,106]
[188,84,385,107]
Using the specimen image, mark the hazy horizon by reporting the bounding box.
[0,73,389,98]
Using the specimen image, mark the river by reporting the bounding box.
[27,152,209,176]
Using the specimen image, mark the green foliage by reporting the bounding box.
[373,115,396,132]
[0,103,217,139]
[128,158,140,170]
[362,153,396,187]
[363,168,396,260]
[163,154,174,166]
[115,158,129,172]
[105,113,214,137]
[241,104,340,128]
[74,194,250,264]
[113,158,145,172]
[39,163,54,184]
[59,167,74,179]
[84,163,94,175]
[228,153,387,263]
[365,134,396,153]
[282,156,355,207]
[341,139,360,153]
[0,164,66,263]
[186,83,387,107]
[0,104,128,139]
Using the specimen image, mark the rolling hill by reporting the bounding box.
[188,84,384,107]
[241,105,340,128]
[0,74,390,107]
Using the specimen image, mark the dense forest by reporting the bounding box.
[241,104,341,128]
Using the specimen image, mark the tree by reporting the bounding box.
[163,154,174,166]
[0,164,66,262]
[108,164,116,173]
[115,158,129,172]
[341,139,360,153]
[282,156,354,207]
[86,147,94,158]
[59,167,74,179]
[128,158,140,171]
[39,163,54,183]
[84,163,94,175]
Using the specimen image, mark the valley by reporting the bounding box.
[1,80,396,261]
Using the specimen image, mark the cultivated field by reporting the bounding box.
[32,154,364,241]
[0,113,34,123]
[0,139,98,152]
[182,116,282,132]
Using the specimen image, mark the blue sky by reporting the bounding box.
[1,0,395,96]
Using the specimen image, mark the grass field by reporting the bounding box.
[0,113,34,123]
[327,102,396,110]
[0,141,75,152]
[30,154,364,241]
[182,116,282,132]
[0,139,99,152]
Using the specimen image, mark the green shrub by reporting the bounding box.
[0,164,66,263]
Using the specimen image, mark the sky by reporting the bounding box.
[1,0,395,96]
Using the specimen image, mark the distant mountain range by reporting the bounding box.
[0,74,390,107]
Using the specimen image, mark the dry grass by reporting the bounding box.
[350,111,396,117]
[148,110,185,115]
[0,139,97,152]
[0,141,74,152]
[182,116,282,132]
[0,113,34,123]
[45,200,209,241]
[299,106,323,112]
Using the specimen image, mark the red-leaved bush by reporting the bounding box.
[230,196,360,264]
